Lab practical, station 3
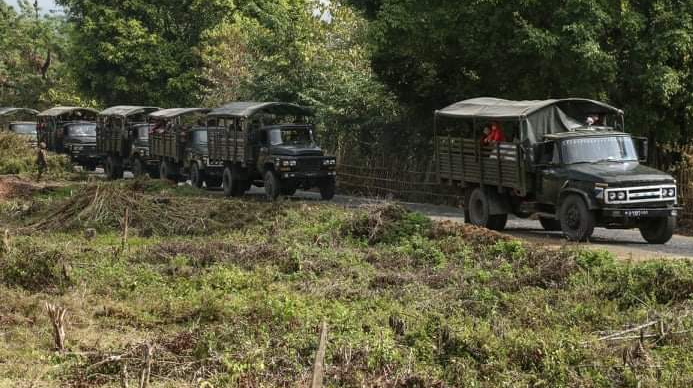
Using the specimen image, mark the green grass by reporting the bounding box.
[1,181,692,387]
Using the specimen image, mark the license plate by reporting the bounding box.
[625,210,649,217]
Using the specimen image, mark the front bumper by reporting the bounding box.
[70,149,99,160]
[278,170,337,180]
[600,207,681,219]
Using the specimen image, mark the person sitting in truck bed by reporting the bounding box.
[482,121,506,146]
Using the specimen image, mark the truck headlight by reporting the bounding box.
[322,159,336,166]
[617,192,626,200]
[608,192,617,201]
[663,188,676,197]
[281,160,297,167]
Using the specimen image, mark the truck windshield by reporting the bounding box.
[561,136,638,164]
[68,124,96,137]
[10,123,37,135]
[268,127,312,146]
[191,130,207,145]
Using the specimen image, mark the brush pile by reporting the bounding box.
[25,181,281,236]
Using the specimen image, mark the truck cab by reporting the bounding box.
[207,102,337,201]
[63,121,99,170]
[8,122,38,147]
[37,107,99,154]
[434,97,680,244]
[534,131,678,243]
[253,124,335,194]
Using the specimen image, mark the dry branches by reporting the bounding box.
[45,302,67,351]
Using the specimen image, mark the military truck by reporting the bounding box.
[434,98,680,244]
[0,108,39,146]
[36,107,98,154]
[96,106,161,179]
[148,108,219,187]
[207,102,337,200]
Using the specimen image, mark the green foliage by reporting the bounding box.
[2,189,693,386]
[201,0,400,152]
[0,240,73,292]
[0,0,84,108]
[0,132,71,175]
[55,0,237,106]
[350,0,693,143]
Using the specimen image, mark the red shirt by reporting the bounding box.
[483,124,506,144]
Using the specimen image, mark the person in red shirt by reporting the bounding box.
[482,121,506,146]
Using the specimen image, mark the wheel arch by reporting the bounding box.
[558,188,598,210]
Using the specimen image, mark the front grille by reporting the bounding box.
[605,185,677,205]
[296,158,323,172]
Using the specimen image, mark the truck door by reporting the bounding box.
[536,142,564,204]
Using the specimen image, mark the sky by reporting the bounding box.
[6,0,61,14]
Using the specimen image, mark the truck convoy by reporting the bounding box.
[0,108,39,146]
[434,98,680,244]
[206,102,337,200]
[36,107,100,169]
[148,108,218,187]
[13,98,682,241]
[96,106,161,179]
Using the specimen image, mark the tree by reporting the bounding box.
[202,0,399,154]
[0,0,85,108]
[349,0,693,144]
[56,0,237,106]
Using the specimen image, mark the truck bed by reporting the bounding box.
[208,126,246,163]
[437,136,527,194]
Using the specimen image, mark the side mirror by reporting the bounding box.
[633,136,648,163]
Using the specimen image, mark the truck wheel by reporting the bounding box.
[539,217,562,231]
[190,163,204,188]
[160,161,176,182]
[639,217,675,244]
[559,195,595,242]
[105,156,120,180]
[467,187,507,231]
[319,177,336,200]
[264,170,281,201]
[222,167,244,197]
[132,158,146,178]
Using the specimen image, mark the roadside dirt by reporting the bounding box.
[0,175,62,201]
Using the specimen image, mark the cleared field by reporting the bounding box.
[1,177,693,387]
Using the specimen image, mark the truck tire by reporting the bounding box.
[222,167,244,197]
[105,156,122,180]
[160,161,176,182]
[539,217,562,231]
[190,163,204,188]
[467,187,507,231]
[639,217,675,244]
[559,195,595,242]
[319,177,336,200]
[132,157,146,178]
[264,170,281,201]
